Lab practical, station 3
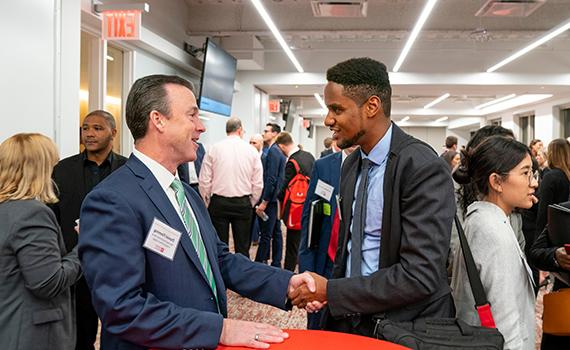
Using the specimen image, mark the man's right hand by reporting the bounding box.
[256,201,268,216]
[555,247,570,270]
[219,319,288,349]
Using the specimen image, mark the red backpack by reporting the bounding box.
[281,158,310,230]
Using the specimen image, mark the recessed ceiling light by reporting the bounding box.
[424,93,450,109]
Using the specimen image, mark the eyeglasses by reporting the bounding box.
[502,170,540,186]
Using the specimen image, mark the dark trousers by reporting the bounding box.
[75,277,98,350]
[250,213,260,243]
[284,228,301,272]
[208,194,253,258]
[254,201,283,268]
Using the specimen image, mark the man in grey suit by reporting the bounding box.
[290,57,455,336]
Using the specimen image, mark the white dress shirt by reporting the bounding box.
[132,149,199,230]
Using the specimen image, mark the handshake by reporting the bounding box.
[287,272,329,312]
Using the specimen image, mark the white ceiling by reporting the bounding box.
[110,0,570,122]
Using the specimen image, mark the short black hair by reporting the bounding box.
[126,74,194,141]
[326,57,392,117]
[266,123,281,134]
[84,110,116,130]
[445,135,458,148]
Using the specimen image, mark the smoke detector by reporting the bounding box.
[311,1,368,18]
[475,0,547,17]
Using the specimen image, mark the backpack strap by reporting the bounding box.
[289,158,301,174]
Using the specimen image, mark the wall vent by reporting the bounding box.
[311,1,368,18]
[475,0,547,17]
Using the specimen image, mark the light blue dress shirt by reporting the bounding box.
[346,124,393,277]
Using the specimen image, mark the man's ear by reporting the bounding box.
[150,111,165,132]
[489,173,503,193]
[365,95,381,118]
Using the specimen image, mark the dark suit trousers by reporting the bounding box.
[75,277,98,350]
[208,194,252,258]
[284,228,301,272]
[255,201,283,268]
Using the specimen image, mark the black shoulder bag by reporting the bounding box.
[373,215,505,349]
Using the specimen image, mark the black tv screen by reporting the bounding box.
[198,39,237,117]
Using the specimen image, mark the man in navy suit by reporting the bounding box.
[177,141,205,193]
[255,123,286,267]
[78,75,315,350]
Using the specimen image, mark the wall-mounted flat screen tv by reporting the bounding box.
[198,38,237,117]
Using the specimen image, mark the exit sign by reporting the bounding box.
[102,10,141,40]
[268,99,280,113]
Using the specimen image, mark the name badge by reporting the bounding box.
[315,179,334,202]
[143,218,182,260]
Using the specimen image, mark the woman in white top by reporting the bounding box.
[451,136,537,350]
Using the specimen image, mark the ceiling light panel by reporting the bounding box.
[424,93,450,109]
[479,94,552,114]
[393,0,439,72]
[475,94,516,110]
[250,0,304,73]
[487,17,570,72]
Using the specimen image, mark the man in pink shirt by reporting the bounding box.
[199,117,264,257]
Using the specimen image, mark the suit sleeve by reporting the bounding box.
[536,172,558,234]
[299,163,321,273]
[262,148,280,202]
[10,203,81,300]
[327,158,454,316]
[78,189,225,350]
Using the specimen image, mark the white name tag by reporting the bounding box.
[315,179,334,202]
[143,218,182,260]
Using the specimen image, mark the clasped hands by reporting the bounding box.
[288,271,328,313]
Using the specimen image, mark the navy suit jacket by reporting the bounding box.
[78,155,292,350]
[261,143,286,203]
[177,142,205,185]
[299,152,341,278]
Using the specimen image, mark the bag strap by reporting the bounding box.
[454,215,497,328]
[289,158,301,175]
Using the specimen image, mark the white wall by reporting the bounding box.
[401,127,446,153]
[0,0,80,157]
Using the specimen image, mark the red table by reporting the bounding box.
[216,329,409,350]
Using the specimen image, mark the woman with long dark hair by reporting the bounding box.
[451,136,537,350]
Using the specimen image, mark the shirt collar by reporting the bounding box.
[132,148,178,192]
[82,150,114,165]
[360,123,393,166]
[288,146,300,158]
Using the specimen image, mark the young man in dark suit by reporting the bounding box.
[51,110,127,350]
[78,75,314,350]
[291,57,456,336]
[255,123,287,267]
[275,131,315,272]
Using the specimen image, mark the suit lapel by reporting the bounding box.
[127,156,211,285]
[337,152,359,273]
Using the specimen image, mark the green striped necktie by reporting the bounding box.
[170,179,218,305]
